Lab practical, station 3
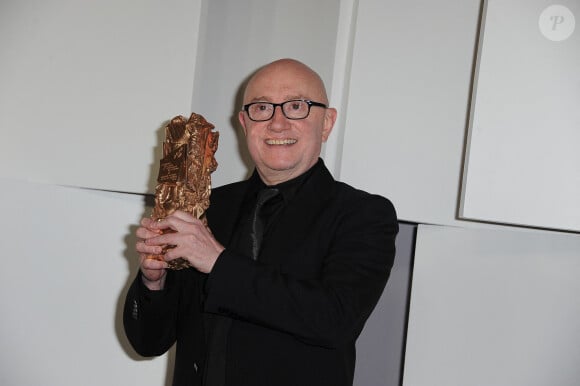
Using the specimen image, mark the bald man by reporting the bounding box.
[124,59,398,386]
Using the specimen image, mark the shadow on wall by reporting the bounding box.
[113,195,176,386]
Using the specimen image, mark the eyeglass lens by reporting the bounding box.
[248,100,310,121]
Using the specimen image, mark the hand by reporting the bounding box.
[136,217,169,290]
[143,210,225,274]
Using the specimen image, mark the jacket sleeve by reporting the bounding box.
[123,271,179,356]
[203,193,398,348]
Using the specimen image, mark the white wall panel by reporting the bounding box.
[339,0,481,225]
[460,0,580,232]
[0,178,168,386]
[0,0,201,194]
[404,225,580,386]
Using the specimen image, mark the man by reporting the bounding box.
[124,58,398,386]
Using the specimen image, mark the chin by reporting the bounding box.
[266,161,296,172]
[261,151,294,165]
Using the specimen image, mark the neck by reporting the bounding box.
[256,159,321,186]
[257,169,296,186]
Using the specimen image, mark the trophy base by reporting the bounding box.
[166,257,191,270]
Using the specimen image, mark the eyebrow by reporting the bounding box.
[248,95,306,103]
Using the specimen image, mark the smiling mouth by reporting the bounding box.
[265,139,297,145]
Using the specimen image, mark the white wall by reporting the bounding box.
[405,225,580,386]
[0,0,202,193]
[0,178,168,386]
[460,0,580,232]
[340,0,482,226]
[1,0,579,385]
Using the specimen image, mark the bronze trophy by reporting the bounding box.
[148,113,219,270]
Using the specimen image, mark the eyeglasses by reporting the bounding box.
[242,99,327,122]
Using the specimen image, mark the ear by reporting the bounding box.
[238,110,248,136]
[321,107,337,142]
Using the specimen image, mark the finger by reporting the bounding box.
[163,245,185,261]
[153,216,201,235]
[136,226,162,240]
[140,217,160,229]
[141,256,168,270]
[136,239,164,255]
[145,232,175,246]
[170,210,197,222]
[151,216,183,232]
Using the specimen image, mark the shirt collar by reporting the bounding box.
[248,158,324,204]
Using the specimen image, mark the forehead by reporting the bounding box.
[244,63,326,102]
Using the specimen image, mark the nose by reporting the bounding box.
[268,105,288,129]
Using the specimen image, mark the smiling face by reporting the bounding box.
[238,59,337,185]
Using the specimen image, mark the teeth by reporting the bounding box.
[266,139,297,145]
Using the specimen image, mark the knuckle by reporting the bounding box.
[135,241,146,252]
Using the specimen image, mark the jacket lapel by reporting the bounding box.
[207,180,250,246]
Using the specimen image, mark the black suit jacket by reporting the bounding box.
[124,160,398,386]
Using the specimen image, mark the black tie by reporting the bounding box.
[251,188,280,260]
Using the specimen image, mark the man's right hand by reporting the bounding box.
[136,217,168,290]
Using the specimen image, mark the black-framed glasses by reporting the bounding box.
[242,99,327,121]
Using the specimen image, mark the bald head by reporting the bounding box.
[243,59,329,105]
[238,58,337,185]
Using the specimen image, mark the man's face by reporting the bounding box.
[238,62,337,185]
